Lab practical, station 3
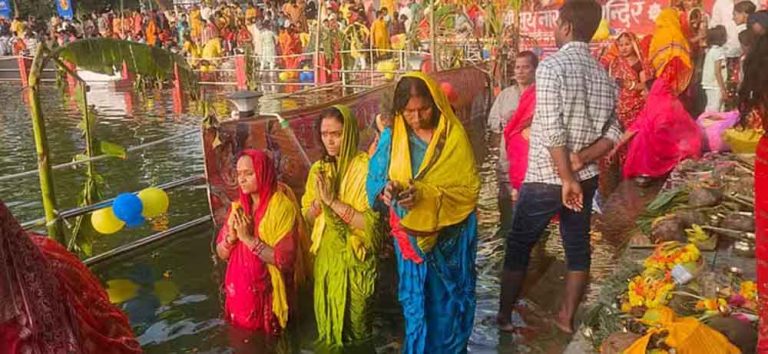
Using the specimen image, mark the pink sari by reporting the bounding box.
[216,150,297,334]
[503,85,536,190]
[623,74,702,179]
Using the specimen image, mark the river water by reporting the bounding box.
[0,83,631,353]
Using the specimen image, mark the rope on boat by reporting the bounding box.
[83,215,212,266]
[0,129,199,183]
[20,174,205,229]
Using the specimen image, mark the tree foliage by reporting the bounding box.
[52,38,197,89]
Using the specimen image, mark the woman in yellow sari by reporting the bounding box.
[367,73,480,353]
[190,6,203,42]
[371,9,391,58]
[648,8,693,96]
[302,105,381,349]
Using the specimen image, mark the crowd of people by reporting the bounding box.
[0,0,433,75]
[2,0,768,353]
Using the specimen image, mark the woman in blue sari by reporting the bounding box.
[366,72,480,353]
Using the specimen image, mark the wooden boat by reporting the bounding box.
[202,67,492,226]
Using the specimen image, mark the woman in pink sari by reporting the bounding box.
[215,149,306,335]
[620,68,702,181]
[619,8,701,183]
[0,201,141,354]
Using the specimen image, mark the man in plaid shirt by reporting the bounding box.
[497,0,622,334]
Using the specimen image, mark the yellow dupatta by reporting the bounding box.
[389,72,480,252]
[302,105,376,260]
[649,8,692,87]
[257,187,300,329]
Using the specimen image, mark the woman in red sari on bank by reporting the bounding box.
[0,201,141,354]
[740,34,768,352]
[215,149,307,335]
[599,32,655,194]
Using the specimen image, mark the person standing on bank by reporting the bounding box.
[497,0,622,334]
[488,51,538,238]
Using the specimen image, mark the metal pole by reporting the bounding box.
[27,45,63,242]
[430,0,437,72]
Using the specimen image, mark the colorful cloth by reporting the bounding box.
[366,72,480,353]
[503,84,536,190]
[625,306,740,353]
[302,105,381,347]
[696,110,740,152]
[623,73,702,179]
[0,201,140,354]
[648,8,693,96]
[216,150,304,332]
[278,30,301,70]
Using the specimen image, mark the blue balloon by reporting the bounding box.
[300,71,314,83]
[481,49,490,60]
[124,215,146,228]
[113,193,144,224]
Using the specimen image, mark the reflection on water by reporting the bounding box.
[1,82,636,353]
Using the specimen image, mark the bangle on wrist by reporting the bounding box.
[250,238,266,256]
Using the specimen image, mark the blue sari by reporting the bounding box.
[367,128,478,354]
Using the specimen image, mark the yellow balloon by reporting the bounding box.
[153,279,180,305]
[138,187,170,218]
[91,207,125,235]
[384,72,395,81]
[106,279,139,304]
[279,72,289,82]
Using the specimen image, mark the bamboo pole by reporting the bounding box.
[430,0,437,72]
[67,81,96,251]
[27,45,63,242]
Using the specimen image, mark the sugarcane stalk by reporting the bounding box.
[430,0,437,72]
[28,44,64,243]
[701,225,754,241]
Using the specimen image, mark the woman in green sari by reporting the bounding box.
[302,105,381,349]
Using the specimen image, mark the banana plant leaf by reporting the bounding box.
[52,38,196,89]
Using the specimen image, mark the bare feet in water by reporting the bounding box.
[496,315,517,333]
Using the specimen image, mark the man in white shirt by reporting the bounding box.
[488,51,538,240]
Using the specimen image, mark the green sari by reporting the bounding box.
[301,105,381,348]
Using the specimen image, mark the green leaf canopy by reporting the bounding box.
[52,38,196,88]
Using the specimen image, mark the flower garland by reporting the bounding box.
[621,242,702,312]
